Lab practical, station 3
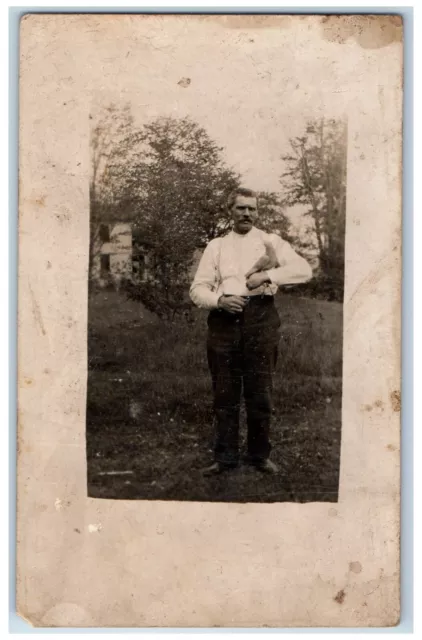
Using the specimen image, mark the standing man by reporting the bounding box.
[190,187,312,476]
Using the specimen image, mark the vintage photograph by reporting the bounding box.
[18,13,402,626]
[86,20,347,502]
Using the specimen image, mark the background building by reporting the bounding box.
[91,223,153,288]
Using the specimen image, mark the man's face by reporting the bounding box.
[230,195,258,234]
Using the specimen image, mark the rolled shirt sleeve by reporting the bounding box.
[189,239,221,309]
[266,235,313,286]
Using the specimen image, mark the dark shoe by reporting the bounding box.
[255,459,279,474]
[202,462,236,476]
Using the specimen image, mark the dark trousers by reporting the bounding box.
[207,296,281,466]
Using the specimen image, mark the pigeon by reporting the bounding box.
[245,238,279,279]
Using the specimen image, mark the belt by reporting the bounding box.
[241,294,274,305]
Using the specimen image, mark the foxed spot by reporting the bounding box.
[334,589,346,604]
[362,400,384,412]
[390,390,401,412]
[349,561,362,574]
[34,195,46,207]
[55,212,71,224]
[321,15,402,49]
[23,377,33,386]
[328,507,338,517]
[386,444,396,452]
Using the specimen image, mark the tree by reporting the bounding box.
[279,118,347,300]
[255,191,293,240]
[89,103,136,287]
[117,116,241,319]
[90,109,296,316]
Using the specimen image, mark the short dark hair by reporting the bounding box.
[227,187,258,210]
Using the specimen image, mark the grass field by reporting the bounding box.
[86,290,343,503]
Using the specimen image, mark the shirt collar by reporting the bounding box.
[230,226,258,239]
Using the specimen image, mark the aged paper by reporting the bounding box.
[17,14,402,627]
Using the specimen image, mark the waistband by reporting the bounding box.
[208,295,276,324]
[241,294,274,305]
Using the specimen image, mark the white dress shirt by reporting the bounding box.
[190,226,312,309]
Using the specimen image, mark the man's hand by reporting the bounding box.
[246,271,270,290]
[217,295,247,314]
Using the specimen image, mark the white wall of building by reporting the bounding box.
[92,223,132,287]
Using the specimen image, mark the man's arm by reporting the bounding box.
[266,235,312,286]
[189,240,221,309]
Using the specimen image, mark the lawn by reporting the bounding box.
[86,290,343,503]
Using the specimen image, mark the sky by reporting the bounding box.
[91,15,354,201]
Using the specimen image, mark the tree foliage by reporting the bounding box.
[90,103,136,222]
[89,104,137,290]
[90,108,347,308]
[256,191,294,241]
[279,118,347,301]
[90,108,295,317]
[123,117,241,318]
[90,111,239,317]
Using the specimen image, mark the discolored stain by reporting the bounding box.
[321,15,402,49]
[23,377,33,386]
[177,77,191,88]
[34,195,46,207]
[74,528,81,534]
[206,15,292,30]
[362,400,385,412]
[334,589,346,604]
[55,212,71,224]
[328,507,338,517]
[349,561,362,574]
[390,390,401,412]
[386,444,396,452]
[29,283,47,336]
[46,261,52,269]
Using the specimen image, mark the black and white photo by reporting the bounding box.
[86,52,347,502]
